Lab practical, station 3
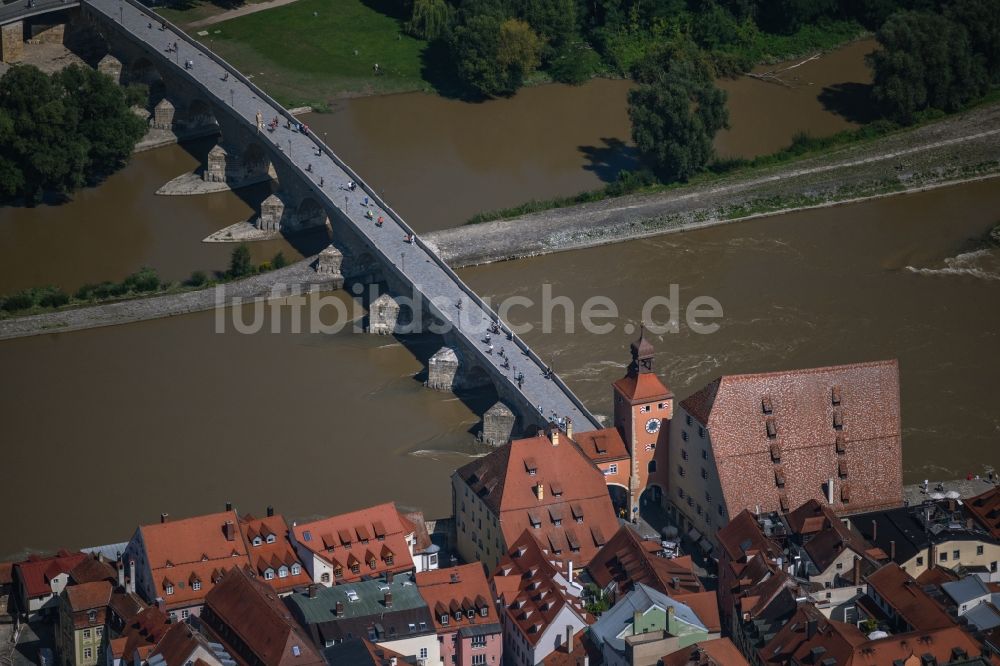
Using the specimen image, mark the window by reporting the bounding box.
[678,487,685,499]
[698,427,704,438]
[350,563,360,574]
[953,549,960,560]
[292,564,301,575]
[321,572,331,583]
[83,649,92,660]
[686,415,692,426]
[165,585,174,596]
[640,405,650,413]
[658,402,666,409]
[608,463,618,475]
[940,552,948,562]
[472,635,487,648]
[264,570,275,580]
[180,609,189,619]
[681,449,688,460]
[83,630,91,639]
[701,468,707,479]
[718,505,724,516]
[96,628,102,637]
[87,610,97,623]
[472,656,486,665]
[705,492,711,503]
[279,566,289,578]
[192,580,201,591]
[916,556,924,566]
[977,545,985,556]
[677,465,685,477]
[253,537,262,547]
[480,606,488,617]
[682,431,689,442]
[266,534,276,544]
[836,562,843,570]
[696,504,702,515]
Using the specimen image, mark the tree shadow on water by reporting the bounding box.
[818,82,880,124]
[579,138,641,184]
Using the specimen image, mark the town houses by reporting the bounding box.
[2,333,998,666]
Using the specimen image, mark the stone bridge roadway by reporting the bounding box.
[0,0,79,26]
[86,0,601,433]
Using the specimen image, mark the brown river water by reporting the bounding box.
[0,39,874,295]
[1,179,998,558]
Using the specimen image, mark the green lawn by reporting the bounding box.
[154,0,273,29]
[194,0,430,107]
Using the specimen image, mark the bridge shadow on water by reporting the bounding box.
[579,137,641,184]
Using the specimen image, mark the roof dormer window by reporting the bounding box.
[252,537,262,547]
[266,534,276,544]
[765,417,777,439]
[762,396,773,414]
[831,385,842,406]
[165,584,174,596]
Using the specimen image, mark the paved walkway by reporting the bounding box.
[185,0,300,29]
[87,0,600,431]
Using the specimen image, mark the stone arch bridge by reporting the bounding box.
[5,0,603,443]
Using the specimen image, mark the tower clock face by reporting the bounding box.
[645,418,660,434]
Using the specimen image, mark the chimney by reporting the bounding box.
[806,618,818,639]
[386,571,394,584]
[335,601,344,617]
[565,625,574,653]
[826,478,835,505]
[267,505,275,518]
[928,542,936,570]
[565,417,573,441]
[567,560,574,582]
[871,519,877,543]
[155,597,165,611]
[450,572,460,584]
[535,483,544,501]
[160,513,169,524]
[389,659,397,666]
[853,556,862,586]
[225,501,233,512]
[224,520,236,541]
[666,605,675,627]
[129,560,136,594]
[117,552,125,589]
[890,540,896,561]
[384,591,393,609]
[550,427,559,447]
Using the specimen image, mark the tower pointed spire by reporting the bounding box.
[628,326,655,375]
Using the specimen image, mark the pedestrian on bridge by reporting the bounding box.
[376,216,384,227]
[363,196,369,206]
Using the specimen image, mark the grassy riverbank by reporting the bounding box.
[174,0,867,108]
[466,89,1000,225]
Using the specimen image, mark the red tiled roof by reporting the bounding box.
[680,591,721,633]
[864,563,954,631]
[66,581,113,612]
[0,562,13,586]
[457,429,620,566]
[680,360,903,519]
[140,511,248,570]
[69,557,117,585]
[659,638,749,666]
[117,606,171,662]
[850,626,1000,665]
[575,428,629,464]
[148,622,211,666]
[239,514,310,595]
[203,567,324,666]
[416,563,500,635]
[540,629,601,666]
[291,503,415,582]
[758,603,866,664]
[612,372,672,403]
[717,510,782,565]
[492,531,590,647]
[966,486,1000,539]
[16,551,87,599]
[586,526,703,598]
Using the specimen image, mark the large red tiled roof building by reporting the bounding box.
[416,563,503,666]
[453,423,621,571]
[667,360,903,550]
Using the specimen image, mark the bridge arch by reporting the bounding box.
[128,56,162,87]
[296,197,328,230]
[186,98,216,129]
[607,483,629,518]
[241,141,274,183]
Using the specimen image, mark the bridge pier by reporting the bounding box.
[1,21,23,63]
[315,245,345,288]
[480,401,517,446]
[97,53,123,83]
[367,293,400,335]
[426,346,491,392]
[151,98,175,130]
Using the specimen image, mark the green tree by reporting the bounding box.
[627,41,729,181]
[0,66,88,203]
[945,0,1000,83]
[406,0,452,40]
[869,11,989,124]
[57,65,147,180]
[512,0,579,57]
[271,251,288,269]
[449,15,542,96]
[229,243,254,278]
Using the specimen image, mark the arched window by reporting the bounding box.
[321,572,330,583]
[648,460,656,473]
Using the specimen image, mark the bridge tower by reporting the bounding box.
[611,328,673,519]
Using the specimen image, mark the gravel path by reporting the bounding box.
[184,0,301,29]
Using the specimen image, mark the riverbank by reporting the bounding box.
[0,259,336,340]
[425,101,1000,267]
[2,101,998,341]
